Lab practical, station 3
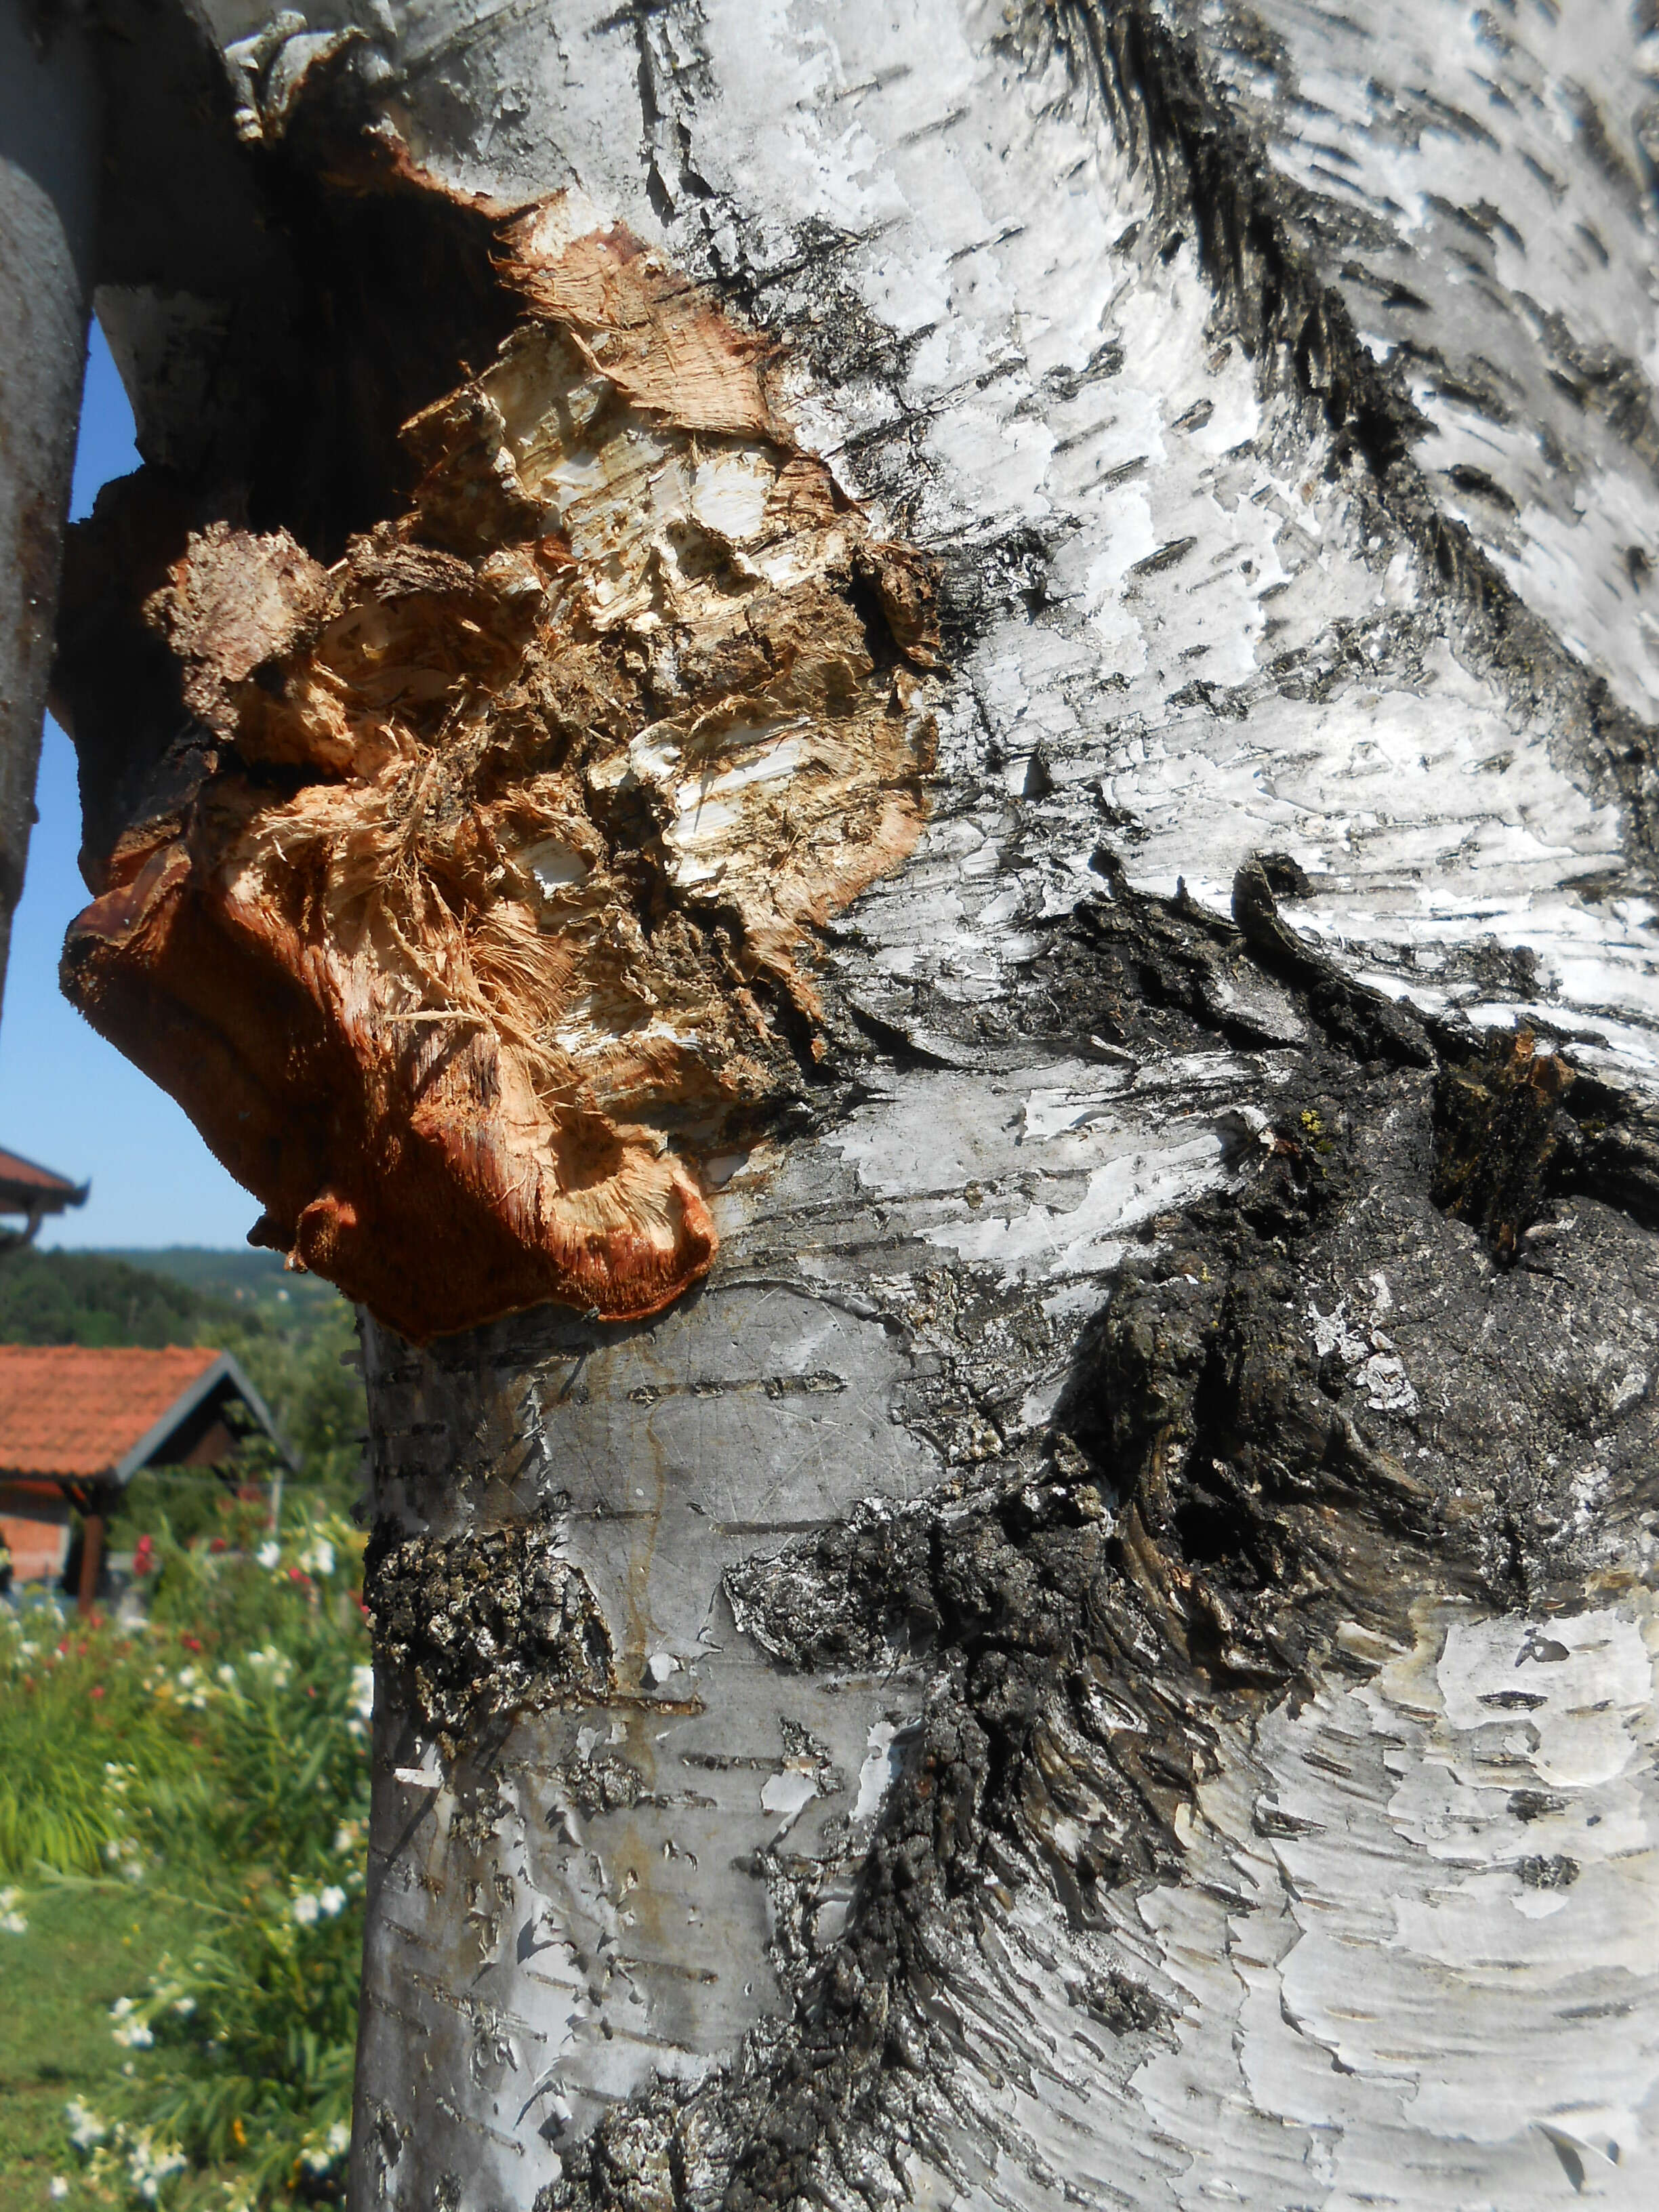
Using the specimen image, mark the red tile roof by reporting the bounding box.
[0,1345,226,1479]
[0,1147,85,1197]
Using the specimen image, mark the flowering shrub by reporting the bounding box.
[2,1508,372,2207]
[61,2116,188,2205]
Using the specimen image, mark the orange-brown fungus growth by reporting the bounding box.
[60,196,939,1340]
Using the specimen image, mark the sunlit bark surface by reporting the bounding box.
[43,4,1659,2208]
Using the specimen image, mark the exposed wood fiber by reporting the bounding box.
[58,178,939,1340]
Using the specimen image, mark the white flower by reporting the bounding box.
[298,1538,335,1578]
[49,2175,69,2198]
[346,1671,374,1738]
[332,1822,361,1855]
[291,1892,320,1927]
[104,1838,144,1879]
[297,2112,352,2172]
[124,2133,186,2200]
[247,1645,293,1689]
[109,1997,154,2048]
[64,2100,105,2151]
[257,1542,280,1570]
[216,1663,238,1687]
[0,1885,26,1935]
[318,1885,346,1919]
[171,1996,195,2016]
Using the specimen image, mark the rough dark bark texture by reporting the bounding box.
[31,3,1659,2208]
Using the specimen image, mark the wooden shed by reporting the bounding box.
[0,1345,294,1608]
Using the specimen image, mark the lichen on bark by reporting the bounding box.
[365,1522,616,1757]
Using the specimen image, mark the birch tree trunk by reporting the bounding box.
[34,3,1659,2209]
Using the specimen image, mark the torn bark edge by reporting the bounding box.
[50,62,943,1343]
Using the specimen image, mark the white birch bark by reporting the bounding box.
[39,3,1659,2208]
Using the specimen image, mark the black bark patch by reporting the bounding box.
[365,1521,614,1755]
[1231,858,1433,1066]
[1433,1030,1576,1258]
[724,1083,1453,1904]
[1519,1852,1580,1889]
[1433,1027,1659,1257]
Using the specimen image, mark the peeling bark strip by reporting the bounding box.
[56,166,939,1339]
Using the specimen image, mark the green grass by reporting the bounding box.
[0,1884,213,2212]
[0,1516,369,2210]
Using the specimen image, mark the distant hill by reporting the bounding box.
[0,1247,249,1349]
[93,1245,341,1320]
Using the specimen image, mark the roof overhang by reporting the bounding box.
[0,1146,90,1251]
[110,1349,298,1483]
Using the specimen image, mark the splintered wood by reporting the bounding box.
[62,201,939,1340]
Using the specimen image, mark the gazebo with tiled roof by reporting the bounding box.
[0,1345,294,1608]
[0,1145,89,1250]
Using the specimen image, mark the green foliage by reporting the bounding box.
[91,1250,337,1315]
[0,1601,193,1878]
[0,1251,242,1352]
[1,1250,373,2204]
[0,1881,205,2212]
[209,1300,363,1503]
[106,1477,267,1557]
[0,1513,371,2209]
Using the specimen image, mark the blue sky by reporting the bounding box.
[0,325,257,1249]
